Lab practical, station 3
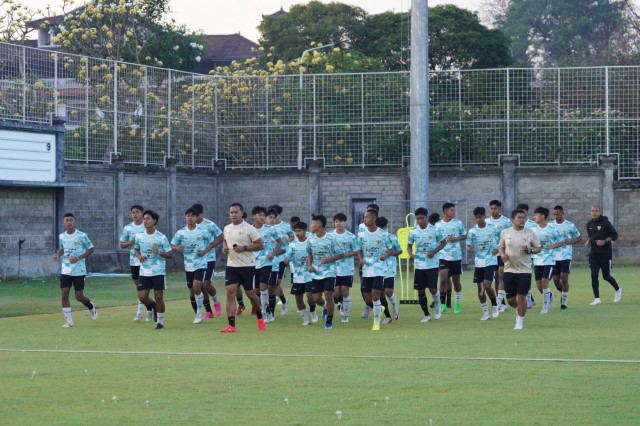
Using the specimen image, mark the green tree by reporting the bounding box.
[352,11,410,71]
[53,0,203,71]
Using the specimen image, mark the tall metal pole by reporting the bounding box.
[410,0,429,210]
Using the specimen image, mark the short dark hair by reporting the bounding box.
[516,203,529,211]
[414,207,429,217]
[376,216,388,228]
[268,204,283,215]
[511,209,525,219]
[242,211,247,219]
[311,214,327,228]
[191,203,204,214]
[367,203,380,212]
[533,206,549,218]
[143,209,159,222]
[428,213,440,225]
[289,216,301,224]
[229,202,244,212]
[293,221,307,230]
[442,202,455,211]
[473,206,486,216]
[365,208,378,218]
[489,200,502,207]
[131,204,144,212]
[267,207,277,217]
[553,205,564,212]
[63,212,75,218]
[185,207,199,216]
[252,206,267,215]
[333,212,347,222]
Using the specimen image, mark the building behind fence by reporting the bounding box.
[1,41,640,178]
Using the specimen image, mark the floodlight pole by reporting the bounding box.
[298,42,334,170]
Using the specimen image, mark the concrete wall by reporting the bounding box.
[2,161,639,278]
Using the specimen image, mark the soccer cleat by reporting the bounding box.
[527,300,536,309]
[453,303,462,314]
[236,304,245,316]
[133,313,143,322]
[514,322,523,330]
[214,301,222,316]
[325,322,333,330]
[302,318,310,326]
[560,305,568,310]
[341,315,349,323]
[269,312,275,322]
[220,324,237,333]
[193,311,203,324]
[321,307,328,321]
[155,323,164,330]
[281,301,288,316]
[257,318,266,331]
[614,288,623,303]
[590,298,602,306]
[540,306,548,315]
[371,323,380,331]
[492,306,500,318]
[434,306,442,320]
[62,322,74,328]
[393,307,399,321]
[382,317,393,325]
[146,310,153,322]
[361,305,371,319]
[420,315,431,323]
[204,312,214,319]
[90,307,98,320]
[310,312,319,323]
[440,304,447,313]
[499,304,508,313]
[549,293,555,308]
[480,312,491,321]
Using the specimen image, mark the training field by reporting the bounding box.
[1,266,638,425]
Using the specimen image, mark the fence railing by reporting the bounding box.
[1,42,640,178]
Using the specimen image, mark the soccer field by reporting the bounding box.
[1,266,638,425]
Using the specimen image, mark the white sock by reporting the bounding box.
[497,290,505,306]
[455,291,462,304]
[195,292,204,312]
[561,291,568,306]
[212,294,219,303]
[157,313,165,325]
[62,307,73,323]
[543,288,551,308]
[342,296,351,317]
[373,300,382,325]
[389,294,398,309]
[298,309,308,321]
[260,290,269,313]
[434,292,441,307]
[481,302,488,314]
[137,301,145,315]
[526,290,532,303]
[516,315,524,325]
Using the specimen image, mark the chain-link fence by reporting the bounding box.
[2,42,640,178]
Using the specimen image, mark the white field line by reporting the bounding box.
[0,348,638,363]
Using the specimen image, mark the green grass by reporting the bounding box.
[1,266,639,425]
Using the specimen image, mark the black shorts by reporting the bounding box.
[473,265,497,284]
[291,282,308,296]
[268,270,280,286]
[203,261,216,282]
[335,275,353,288]
[225,266,255,291]
[255,266,276,286]
[439,259,462,276]
[60,274,85,290]
[383,277,395,289]
[413,268,439,290]
[503,272,532,298]
[361,276,384,293]
[138,275,166,291]
[534,265,554,281]
[277,261,287,280]
[185,269,206,288]
[552,260,571,275]
[304,281,315,294]
[311,277,336,293]
[497,256,504,267]
[130,266,140,281]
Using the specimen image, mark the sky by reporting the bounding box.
[26,0,483,42]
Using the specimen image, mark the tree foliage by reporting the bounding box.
[0,0,60,42]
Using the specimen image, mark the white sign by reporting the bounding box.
[0,129,56,182]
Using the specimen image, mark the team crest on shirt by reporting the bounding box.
[597,226,601,230]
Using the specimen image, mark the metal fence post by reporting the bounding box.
[191,74,196,169]
[21,45,26,122]
[605,66,610,155]
[361,73,365,168]
[113,61,119,155]
[143,66,148,166]
[506,68,510,155]
[557,68,561,164]
[266,77,270,169]
[167,69,172,158]
[214,76,219,161]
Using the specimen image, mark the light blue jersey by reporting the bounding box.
[383,231,402,278]
[357,227,391,278]
[171,226,213,272]
[197,218,222,262]
[466,223,500,268]
[273,222,295,266]
[408,225,444,270]
[525,218,537,229]
[285,239,312,284]
[307,232,341,279]
[120,222,145,267]
[532,223,563,266]
[332,230,357,277]
[487,215,512,233]
[134,230,171,276]
[436,218,466,261]
[552,219,580,261]
[59,230,93,276]
[254,224,280,269]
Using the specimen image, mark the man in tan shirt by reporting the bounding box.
[220,202,264,333]
[499,209,541,330]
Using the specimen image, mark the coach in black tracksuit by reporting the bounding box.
[585,205,622,304]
